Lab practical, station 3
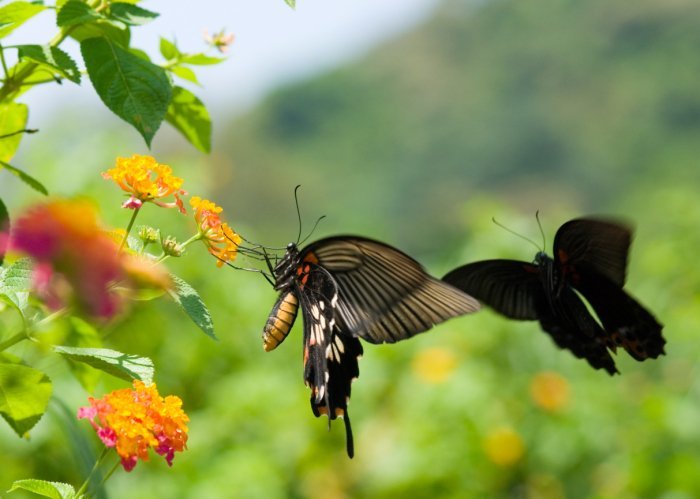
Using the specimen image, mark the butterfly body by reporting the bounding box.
[262,236,480,456]
[443,218,665,374]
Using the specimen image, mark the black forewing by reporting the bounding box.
[297,262,362,457]
[574,270,665,361]
[554,218,632,286]
[300,236,480,344]
[442,260,542,320]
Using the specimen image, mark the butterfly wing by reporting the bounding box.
[301,236,480,344]
[574,271,665,361]
[538,286,619,375]
[553,218,632,286]
[442,259,544,320]
[297,262,363,457]
[442,259,619,373]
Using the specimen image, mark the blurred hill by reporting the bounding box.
[215,0,700,257]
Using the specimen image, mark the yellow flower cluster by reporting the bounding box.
[190,196,242,267]
[102,155,186,213]
[78,380,189,471]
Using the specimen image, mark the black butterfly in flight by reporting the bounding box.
[442,217,665,374]
[261,236,480,457]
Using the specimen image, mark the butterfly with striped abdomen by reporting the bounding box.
[442,217,665,374]
[263,236,480,457]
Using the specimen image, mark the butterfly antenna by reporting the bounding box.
[492,217,543,252]
[299,215,326,246]
[535,210,546,251]
[294,184,303,245]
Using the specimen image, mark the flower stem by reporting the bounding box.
[99,458,122,487]
[75,447,110,497]
[0,330,27,352]
[119,207,141,252]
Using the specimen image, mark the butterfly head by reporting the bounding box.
[534,251,551,266]
[272,242,301,290]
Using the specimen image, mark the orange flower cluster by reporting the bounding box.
[8,200,170,318]
[9,200,126,317]
[102,155,186,213]
[190,196,242,267]
[78,380,189,471]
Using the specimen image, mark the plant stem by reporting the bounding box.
[75,447,110,497]
[119,207,141,252]
[0,330,27,352]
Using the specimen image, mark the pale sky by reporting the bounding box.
[10,0,440,120]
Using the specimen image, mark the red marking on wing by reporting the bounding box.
[303,252,319,264]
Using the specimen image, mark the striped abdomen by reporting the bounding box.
[263,291,299,351]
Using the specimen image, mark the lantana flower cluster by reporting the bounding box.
[5,155,241,318]
[78,380,189,471]
[190,196,242,267]
[102,154,186,213]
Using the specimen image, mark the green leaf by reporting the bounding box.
[180,53,225,66]
[169,65,199,85]
[0,362,52,437]
[167,274,216,340]
[0,257,33,292]
[0,160,48,195]
[69,20,130,47]
[17,45,80,83]
[0,102,28,162]
[56,0,101,28]
[7,479,76,499]
[285,0,296,9]
[0,1,46,39]
[0,258,31,317]
[81,36,172,146]
[0,197,7,265]
[53,346,154,384]
[165,86,211,153]
[62,317,103,392]
[159,37,179,60]
[109,2,158,26]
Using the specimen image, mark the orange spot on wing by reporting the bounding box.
[558,249,569,263]
[304,252,319,264]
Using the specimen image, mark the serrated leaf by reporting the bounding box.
[53,346,154,384]
[0,257,33,291]
[180,53,225,66]
[62,317,102,392]
[69,20,130,47]
[165,86,211,153]
[159,37,179,60]
[0,362,52,437]
[0,1,46,39]
[109,2,158,26]
[56,0,101,28]
[0,102,28,162]
[0,258,32,316]
[169,65,199,85]
[81,36,172,146]
[0,160,48,195]
[285,0,296,9]
[8,479,76,499]
[17,45,80,83]
[167,274,216,339]
[0,197,7,266]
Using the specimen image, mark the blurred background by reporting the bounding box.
[2,0,700,497]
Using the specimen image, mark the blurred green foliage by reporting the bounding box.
[2,0,700,497]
